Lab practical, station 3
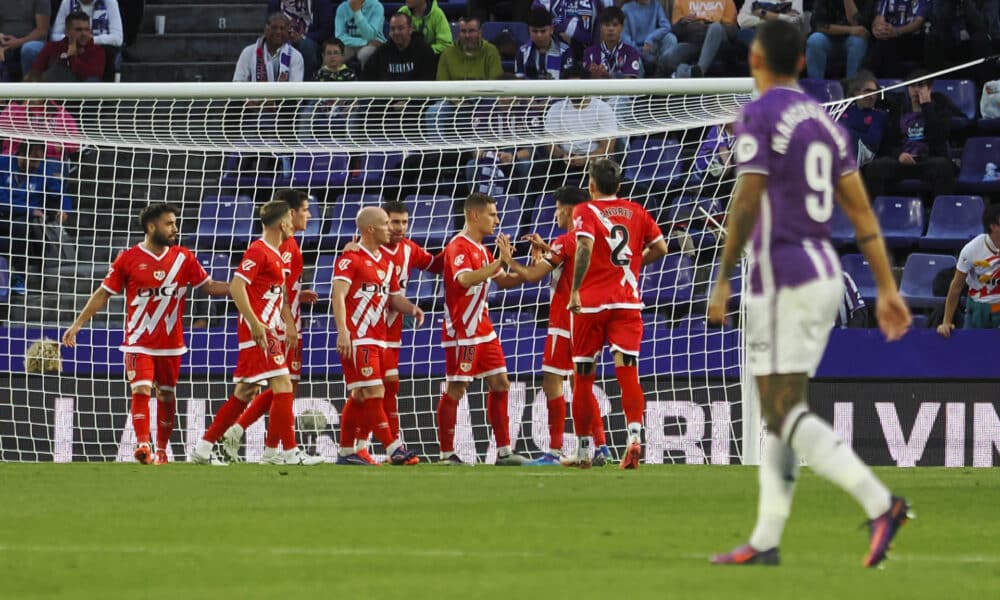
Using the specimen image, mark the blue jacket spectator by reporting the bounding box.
[335,0,385,65]
[621,0,676,69]
[838,71,888,165]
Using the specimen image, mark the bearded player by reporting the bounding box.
[707,20,911,567]
[193,200,323,466]
[62,203,231,465]
[221,190,319,461]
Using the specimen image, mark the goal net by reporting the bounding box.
[1,79,773,465]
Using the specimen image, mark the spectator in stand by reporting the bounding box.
[660,0,738,78]
[862,70,959,199]
[926,0,994,85]
[268,0,334,81]
[234,13,305,82]
[515,7,574,80]
[1,96,81,161]
[31,11,104,81]
[582,7,643,79]
[868,0,929,78]
[0,0,50,83]
[334,0,384,65]
[805,0,873,79]
[465,76,537,195]
[437,16,502,81]
[398,0,452,55]
[532,0,609,60]
[0,142,70,295]
[362,12,436,81]
[314,37,356,80]
[983,79,1000,119]
[737,0,804,47]
[51,0,122,81]
[838,70,888,167]
[937,204,1000,336]
[621,0,676,75]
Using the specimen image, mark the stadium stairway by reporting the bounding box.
[121,0,268,82]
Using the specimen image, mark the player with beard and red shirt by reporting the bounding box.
[62,203,231,465]
[565,159,668,469]
[333,207,424,466]
[221,190,320,462]
[192,200,323,466]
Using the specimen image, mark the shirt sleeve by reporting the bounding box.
[101,253,127,294]
[572,203,598,241]
[732,104,771,176]
[956,242,974,274]
[445,243,472,280]
[234,247,262,284]
[333,254,354,284]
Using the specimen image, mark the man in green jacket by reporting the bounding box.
[399,0,453,54]
[437,16,503,81]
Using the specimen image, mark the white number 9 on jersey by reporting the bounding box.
[804,142,834,223]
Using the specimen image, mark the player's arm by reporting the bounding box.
[936,268,966,339]
[455,259,505,289]
[332,279,352,356]
[200,279,231,297]
[230,276,268,350]
[62,287,112,347]
[498,234,554,283]
[641,238,669,266]
[567,235,594,313]
[707,173,765,326]
[836,170,911,341]
[280,284,298,351]
[388,293,425,327]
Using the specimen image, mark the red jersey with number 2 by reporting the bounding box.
[233,239,289,350]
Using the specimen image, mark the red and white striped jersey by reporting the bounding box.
[382,237,442,347]
[279,235,304,330]
[542,230,576,337]
[101,244,210,356]
[233,239,289,350]
[572,197,663,312]
[333,245,400,347]
[442,233,496,347]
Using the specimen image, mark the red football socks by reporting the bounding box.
[437,393,458,453]
[131,392,151,444]
[266,391,295,449]
[237,388,273,431]
[487,390,510,448]
[572,373,596,436]
[616,365,645,426]
[363,396,395,448]
[340,398,362,450]
[156,399,175,451]
[203,396,246,443]
[547,395,566,452]
[384,379,401,439]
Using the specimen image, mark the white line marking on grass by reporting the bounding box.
[0,544,540,560]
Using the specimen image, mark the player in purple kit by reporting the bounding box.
[707,20,912,568]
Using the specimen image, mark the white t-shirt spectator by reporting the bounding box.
[51,0,124,47]
[544,97,618,155]
[957,233,1000,304]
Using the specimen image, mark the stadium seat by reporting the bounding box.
[195,195,255,250]
[348,152,404,187]
[956,138,1000,195]
[311,254,335,301]
[664,196,724,228]
[932,79,977,129]
[291,153,350,189]
[219,153,292,188]
[481,22,530,48]
[320,195,369,250]
[910,313,930,329]
[299,198,326,248]
[406,194,455,248]
[625,137,685,193]
[876,78,905,101]
[830,205,855,247]
[0,256,8,303]
[491,195,522,241]
[900,253,957,309]
[840,254,877,301]
[872,196,924,247]
[641,253,695,307]
[406,269,440,310]
[799,79,845,103]
[920,195,984,249]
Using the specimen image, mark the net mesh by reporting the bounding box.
[0,81,807,465]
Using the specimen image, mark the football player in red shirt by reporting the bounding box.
[438,192,531,466]
[193,200,323,466]
[62,203,231,465]
[566,159,668,469]
[333,206,424,465]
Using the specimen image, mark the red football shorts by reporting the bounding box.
[124,352,181,391]
[571,309,643,363]
[541,333,573,377]
[383,346,401,378]
[341,343,385,391]
[233,336,290,385]
[287,341,303,380]
[445,337,507,382]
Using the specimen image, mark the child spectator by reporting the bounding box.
[515,7,574,80]
[314,37,356,80]
[582,7,643,78]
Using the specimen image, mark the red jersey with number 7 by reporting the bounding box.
[572,198,663,312]
[333,245,400,347]
[233,239,289,350]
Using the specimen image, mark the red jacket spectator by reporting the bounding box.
[31,13,105,81]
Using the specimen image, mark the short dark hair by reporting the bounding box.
[383,200,408,215]
[527,7,553,28]
[65,10,90,28]
[588,158,622,195]
[458,15,481,28]
[390,12,412,26]
[982,204,1000,233]
[323,38,346,53]
[464,192,496,213]
[906,68,932,87]
[273,189,309,211]
[138,203,180,233]
[754,19,803,77]
[260,200,291,227]
[562,63,589,79]
[600,6,625,25]
[553,186,589,206]
[15,141,44,158]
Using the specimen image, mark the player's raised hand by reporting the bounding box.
[876,291,912,342]
[61,325,80,348]
[299,289,320,304]
[342,236,361,253]
[335,327,352,357]
[707,279,731,327]
[522,233,553,255]
[567,290,582,314]
[496,234,513,264]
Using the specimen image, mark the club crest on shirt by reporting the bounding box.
[361,366,373,377]
[126,370,136,380]
[460,362,472,373]
[376,269,386,279]
[153,270,166,281]
[291,360,301,370]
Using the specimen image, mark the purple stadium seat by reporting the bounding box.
[491,195,523,241]
[840,254,877,301]
[290,153,350,188]
[920,195,984,249]
[220,153,292,188]
[349,152,404,187]
[195,195,255,250]
[932,79,977,128]
[0,256,8,303]
[830,205,855,246]
[319,195,369,250]
[664,196,724,228]
[198,253,232,284]
[406,194,455,248]
[872,196,924,247]
[482,22,530,48]
[311,254,335,300]
[625,137,685,192]
[799,79,845,103]
[641,253,695,306]
[957,138,1000,194]
[900,253,957,309]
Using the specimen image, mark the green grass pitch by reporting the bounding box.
[0,464,996,599]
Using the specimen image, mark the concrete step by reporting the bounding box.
[142,4,267,35]
[121,60,238,82]
[127,33,257,63]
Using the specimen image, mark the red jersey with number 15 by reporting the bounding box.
[382,237,442,347]
[572,198,663,312]
[442,233,496,347]
[233,239,289,350]
[333,245,400,347]
[101,244,210,356]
